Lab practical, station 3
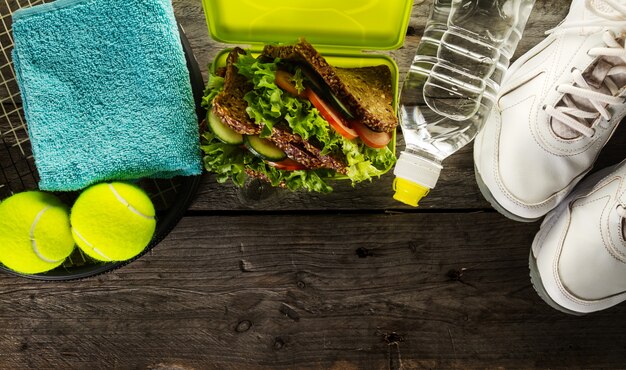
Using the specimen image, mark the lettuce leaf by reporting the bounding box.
[201,51,396,193]
[201,73,224,110]
[201,131,333,193]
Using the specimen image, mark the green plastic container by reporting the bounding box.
[201,0,413,174]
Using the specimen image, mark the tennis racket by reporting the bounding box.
[0,0,204,280]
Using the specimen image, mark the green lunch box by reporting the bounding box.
[201,0,414,176]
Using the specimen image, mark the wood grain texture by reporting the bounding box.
[1,1,626,369]
[0,213,625,369]
[189,127,626,211]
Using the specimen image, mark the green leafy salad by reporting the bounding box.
[201,48,397,193]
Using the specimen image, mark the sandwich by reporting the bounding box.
[201,39,398,193]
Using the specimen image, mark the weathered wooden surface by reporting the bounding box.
[2,0,626,369]
[2,214,626,369]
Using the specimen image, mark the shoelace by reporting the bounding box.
[541,0,626,138]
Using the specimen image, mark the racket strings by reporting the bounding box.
[0,0,45,198]
[0,0,198,277]
[0,0,182,207]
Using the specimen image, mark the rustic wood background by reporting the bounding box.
[2,0,626,369]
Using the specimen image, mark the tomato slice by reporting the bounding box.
[275,70,304,97]
[267,158,308,171]
[305,88,358,140]
[352,121,393,149]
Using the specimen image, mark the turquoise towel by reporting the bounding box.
[12,0,202,191]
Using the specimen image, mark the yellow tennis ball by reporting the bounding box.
[70,182,156,262]
[0,191,75,274]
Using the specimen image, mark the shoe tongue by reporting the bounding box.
[549,0,626,139]
[550,75,609,139]
[551,55,626,140]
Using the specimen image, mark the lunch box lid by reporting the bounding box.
[201,0,413,51]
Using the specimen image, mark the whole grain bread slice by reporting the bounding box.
[270,126,347,174]
[212,48,347,174]
[212,48,262,135]
[262,39,397,133]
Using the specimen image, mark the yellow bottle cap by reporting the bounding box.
[393,177,430,207]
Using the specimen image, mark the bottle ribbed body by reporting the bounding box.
[393,0,535,206]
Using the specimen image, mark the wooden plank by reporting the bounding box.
[190,123,626,211]
[0,213,624,369]
[1,3,624,370]
[189,142,488,212]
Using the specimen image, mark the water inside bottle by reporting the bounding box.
[393,0,535,206]
[400,0,534,160]
[423,0,531,120]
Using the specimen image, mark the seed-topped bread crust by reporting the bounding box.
[212,48,262,135]
[212,48,348,174]
[263,39,397,133]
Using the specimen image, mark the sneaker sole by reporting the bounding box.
[474,165,541,223]
[527,163,621,316]
[528,250,584,316]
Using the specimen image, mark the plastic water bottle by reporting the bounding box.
[393,0,535,207]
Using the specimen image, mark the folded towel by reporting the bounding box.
[12,0,202,191]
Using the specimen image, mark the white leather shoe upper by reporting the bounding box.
[532,160,626,314]
[474,0,626,221]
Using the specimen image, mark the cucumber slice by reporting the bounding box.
[208,109,244,145]
[300,67,355,120]
[244,135,287,162]
[324,90,355,121]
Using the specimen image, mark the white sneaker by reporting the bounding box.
[531,160,626,314]
[474,0,626,222]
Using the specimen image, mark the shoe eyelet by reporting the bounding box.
[541,104,547,111]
